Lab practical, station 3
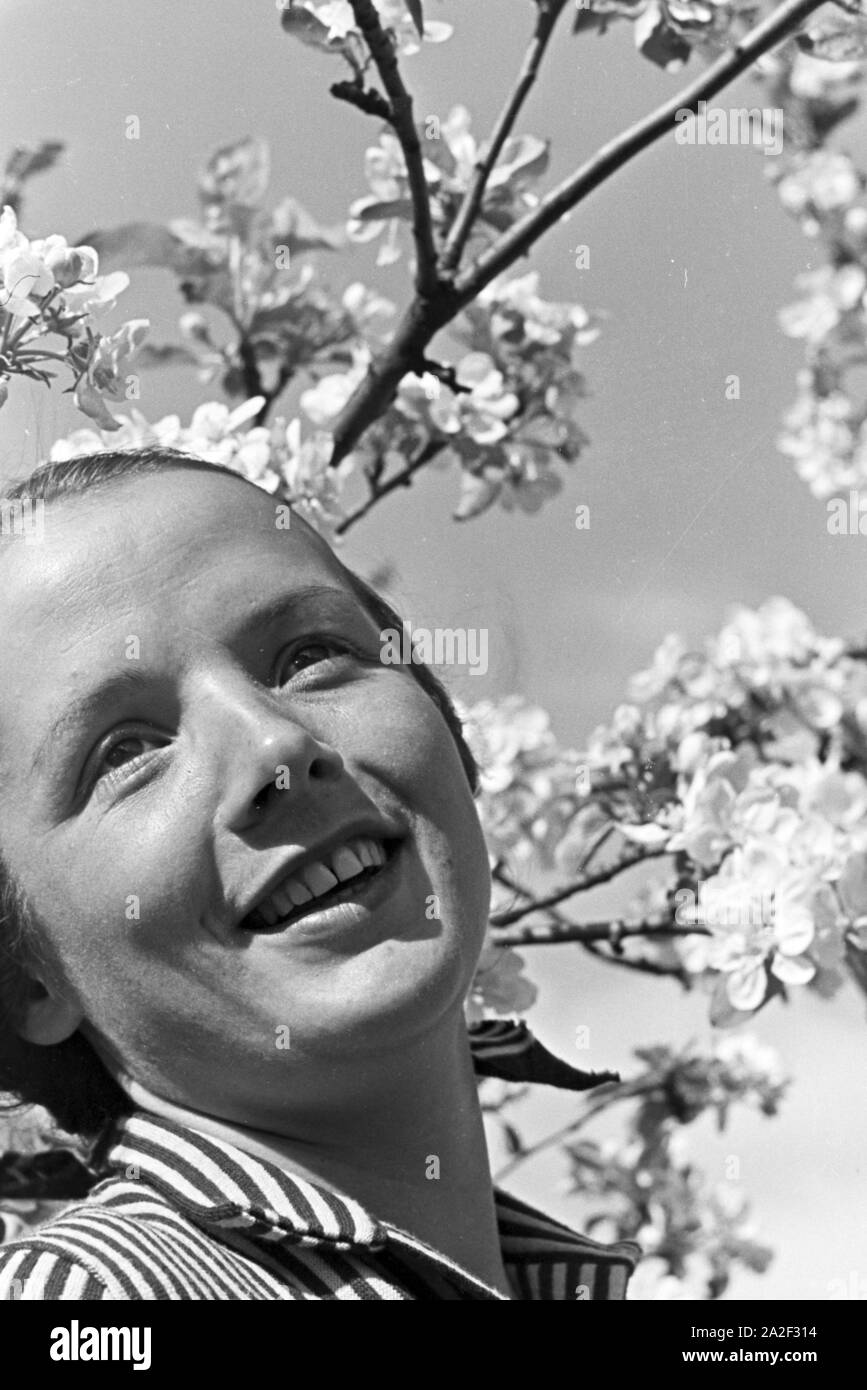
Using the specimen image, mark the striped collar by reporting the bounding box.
[105,1111,638,1299]
[101,1021,639,1300]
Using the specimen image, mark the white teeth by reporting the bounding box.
[301,861,339,897]
[330,846,365,883]
[286,878,313,908]
[354,838,376,868]
[253,836,390,925]
[353,837,387,868]
[270,885,295,917]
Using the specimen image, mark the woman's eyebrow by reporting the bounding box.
[28,586,369,777]
[30,668,153,778]
[239,584,366,636]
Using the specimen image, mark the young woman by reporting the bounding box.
[0,449,639,1300]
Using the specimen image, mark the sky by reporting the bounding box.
[2,0,865,1300]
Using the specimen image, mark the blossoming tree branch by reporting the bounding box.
[3,0,867,1297]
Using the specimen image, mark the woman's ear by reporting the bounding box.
[17,975,83,1045]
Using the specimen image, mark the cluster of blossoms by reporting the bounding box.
[460,696,587,871]
[347,105,548,268]
[632,1034,788,1126]
[574,0,764,72]
[0,205,148,427]
[593,1135,774,1300]
[86,134,385,410]
[303,270,598,520]
[757,50,867,497]
[50,396,349,537]
[575,597,867,1018]
[457,600,867,1022]
[566,1034,785,1299]
[444,271,597,518]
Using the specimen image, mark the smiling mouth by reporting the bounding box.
[240,837,402,934]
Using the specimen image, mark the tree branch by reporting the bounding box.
[329,0,826,471]
[492,912,708,948]
[492,865,693,978]
[489,843,667,926]
[330,290,459,464]
[440,0,570,275]
[348,0,439,297]
[454,0,827,298]
[335,433,446,535]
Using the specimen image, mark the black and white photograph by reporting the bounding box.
[0,0,865,1347]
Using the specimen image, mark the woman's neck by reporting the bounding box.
[116,1019,513,1298]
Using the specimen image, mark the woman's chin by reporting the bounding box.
[290,938,476,1056]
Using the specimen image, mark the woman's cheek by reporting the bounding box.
[362,674,458,786]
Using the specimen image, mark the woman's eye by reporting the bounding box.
[93,732,162,784]
[279,639,348,680]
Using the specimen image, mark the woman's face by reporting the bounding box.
[0,467,491,1128]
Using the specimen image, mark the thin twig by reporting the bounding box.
[335,434,446,535]
[348,0,439,297]
[490,843,667,927]
[500,878,694,978]
[580,938,692,983]
[455,0,827,296]
[492,913,709,949]
[493,1078,656,1183]
[489,825,614,923]
[440,0,570,275]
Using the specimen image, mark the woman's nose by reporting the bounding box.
[196,673,345,835]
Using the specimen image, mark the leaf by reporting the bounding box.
[634,0,691,69]
[168,218,229,257]
[78,221,186,271]
[572,0,646,35]
[349,196,414,225]
[270,196,347,252]
[1,140,65,217]
[280,3,352,52]
[572,7,616,36]
[135,342,202,369]
[708,976,743,1028]
[3,140,65,186]
[405,0,425,38]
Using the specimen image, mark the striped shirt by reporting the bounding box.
[0,1021,640,1301]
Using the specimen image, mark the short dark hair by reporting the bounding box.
[0,447,480,1146]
